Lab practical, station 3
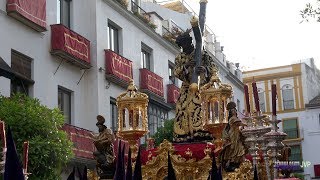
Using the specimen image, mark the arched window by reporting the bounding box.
[282,84,294,110]
[258,88,266,112]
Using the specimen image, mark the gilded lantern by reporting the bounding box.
[200,70,233,151]
[116,80,148,157]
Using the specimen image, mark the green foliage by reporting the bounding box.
[0,94,74,180]
[152,119,174,146]
[293,173,305,180]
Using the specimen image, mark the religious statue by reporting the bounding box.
[173,30,216,142]
[93,115,115,179]
[220,102,247,172]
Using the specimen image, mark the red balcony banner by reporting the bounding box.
[6,0,46,28]
[140,69,164,97]
[51,24,90,64]
[105,50,133,83]
[62,124,95,159]
[167,84,180,103]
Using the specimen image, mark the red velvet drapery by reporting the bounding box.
[140,69,164,97]
[105,50,133,83]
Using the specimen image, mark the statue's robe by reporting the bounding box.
[173,51,216,142]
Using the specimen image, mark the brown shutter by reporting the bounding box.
[11,50,33,83]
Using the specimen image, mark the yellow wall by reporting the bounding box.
[243,64,304,114]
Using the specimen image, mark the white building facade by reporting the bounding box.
[243,59,320,179]
[0,0,244,176]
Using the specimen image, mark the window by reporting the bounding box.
[148,103,168,136]
[283,118,299,139]
[10,50,33,95]
[258,88,266,113]
[168,61,178,86]
[141,43,152,70]
[110,97,118,132]
[282,84,294,110]
[237,99,240,112]
[58,87,72,124]
[289,145,302,163]
[108,23,119,53]
[58,0,72,28]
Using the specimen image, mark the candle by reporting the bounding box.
[244,85,251,114]
[0,121,6,148]
[23,141,29,172]
[252,82,260,112]
[272,84,277,116]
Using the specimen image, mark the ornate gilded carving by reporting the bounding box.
[142,140,212,180]
[223,160,253,180]
[92,115,115,179]
[220,102,247,172]
[173,50,216,143]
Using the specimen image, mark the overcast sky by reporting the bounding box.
[162,0,320,71]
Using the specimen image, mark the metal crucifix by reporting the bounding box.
[190,0,208,92]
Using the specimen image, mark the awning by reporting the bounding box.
[0,56,14,80]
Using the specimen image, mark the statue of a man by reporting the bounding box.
[173,32,216,143]
[93,115,115,178]
[220,102,247,172]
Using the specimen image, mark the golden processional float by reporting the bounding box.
[114,1,289,180]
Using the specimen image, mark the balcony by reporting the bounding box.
[62,124,95,159]
[131,1,157,30]
[167,84,180,104]
[105,50,133,87]
[6,0,47,32]
[140,69,164,97]
[50,24,91,69]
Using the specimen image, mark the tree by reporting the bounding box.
[152,119,174,146]
[301,0,320,22]
[0,94,74,180]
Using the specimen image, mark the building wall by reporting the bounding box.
[243,61,320,179]
[96,0,179,131]
[0,0,179,133]
[142,1,245,114]
[302,108,320,178]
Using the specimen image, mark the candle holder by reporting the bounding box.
[116,80,149,159]
[264,115,287,179]
[241,114,260,167]
[201,73,232,152]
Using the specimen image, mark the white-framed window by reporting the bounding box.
[58,0,72,28]
[108,23,120,53]
[110,97,118,132]
[58,86,72,124]
[258,88,266,112]
[141,43,152,70]
[282,84,294,110]
[148,103,168,136]
[168,60,178,86]
[237,99,240,112]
